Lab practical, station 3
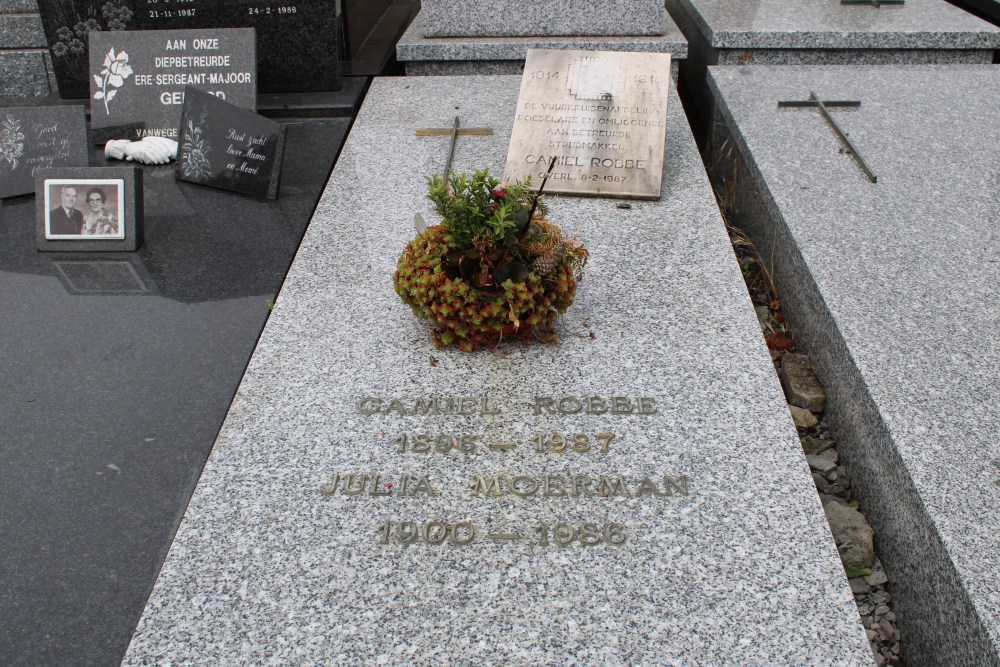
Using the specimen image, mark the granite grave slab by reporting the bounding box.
[122,74,873,665]
[707,64,1000,667]
[37,0,342,99]
[504,49,671,199]
[0,0,52,99]
[0,104,88,199]
[88,28,256,140]
[667,0,1000,142]
[396,9,688,77]
[0,117,351,666]
[418,0,666,37]
[176,86,286,200]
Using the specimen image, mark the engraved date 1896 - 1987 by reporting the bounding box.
[395,432,615,454]
[378,520,627,547]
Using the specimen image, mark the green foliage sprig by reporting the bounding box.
[427,168,547,250]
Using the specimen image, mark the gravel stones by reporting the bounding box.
[789,404,819,429]
[780,353,826,412]
[824,500,876,571]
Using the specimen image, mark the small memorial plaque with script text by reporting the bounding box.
[175,86,286,200]
[0,106,88,199]
[504,49,671,200]
[88,28,257,140]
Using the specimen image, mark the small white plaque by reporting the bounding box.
[504,49,671,200]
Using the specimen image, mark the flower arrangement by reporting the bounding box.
[394,167,588,351]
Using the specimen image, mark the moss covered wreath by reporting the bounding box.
[393,168,588,352]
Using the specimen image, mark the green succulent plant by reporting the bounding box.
[394,168,587,352]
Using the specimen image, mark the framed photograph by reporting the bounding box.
[36,167,143,252]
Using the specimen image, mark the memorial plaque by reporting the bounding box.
[37,1,342,99]
[88,28,256,140]
[175,86,286,200]
[0,105,88,199]
[504,49,671,200]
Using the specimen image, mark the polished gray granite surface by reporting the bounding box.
[0,118,350,667]
[708,64,1000,667]
[671,0,1000,48]
[122,74,872,666]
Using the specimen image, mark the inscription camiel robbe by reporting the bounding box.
[317,395,692,549]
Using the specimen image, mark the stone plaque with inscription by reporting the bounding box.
[0,105,89,199]
[175,86,286,199]
[88,28,257,140]
[122,76,872,665]
[37,1,342,99]
[504,49,671,200]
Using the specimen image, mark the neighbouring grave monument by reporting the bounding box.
[0,104,88,198]
[175,86,286,199]
[87,28,257,139]
[707,63,1000,667]
[396,0,687,77]
[666,0,1000,140]
[121,72,873,664]
[504,49,671,199]
[36,0,342,99]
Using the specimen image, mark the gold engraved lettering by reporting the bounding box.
[557,397,583,414]
[599,476,630,497]
[343,474,368,495]
[482,397,501,415]
[611,397,633,414]
[471,475,503,497]
[544,474,567,497]
[663,475,689,496]
[319,473,340,495]
[635,476,662,496]
[572,475,595,497]
[357,397,381,414]
[411,397,439,415]
[511,475,539,497]
[638,397,658,414]
[370,473,393,496]
[533,396,556,415]
[409,475,438,497]
[385,398,407,415]
[458,397,478,415]
[586,396,608,414]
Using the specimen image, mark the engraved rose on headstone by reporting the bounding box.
[0,114,26,170]
[93,47,134,114]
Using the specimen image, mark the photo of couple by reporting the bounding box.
[45,179,124,240]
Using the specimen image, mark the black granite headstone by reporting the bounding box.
[37,1,344,100]
[0,105,89,199]
[88,28,257,140]
[175,86,286,199]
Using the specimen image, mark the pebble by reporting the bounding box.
[801,435,836,455]
[789,404,819,429]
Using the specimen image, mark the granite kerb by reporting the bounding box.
[122,74,873,665]
[705,64,1000,667]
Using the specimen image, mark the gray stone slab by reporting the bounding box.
[671,0,1000,49]
[0,0,38,12]
[0,11,44,48]
[122,74,873,665]
[419,0,665,37]
[707,64,1000,667]
[397,10,688,77]
[0,50,53,99]
[668,0,1000,143]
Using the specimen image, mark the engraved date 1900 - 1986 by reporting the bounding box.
[378,520,626,547]
[395,432,615,454]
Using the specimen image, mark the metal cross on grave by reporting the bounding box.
[777,91,878,183]
[415,116,494,186]
[840,0,904,6]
